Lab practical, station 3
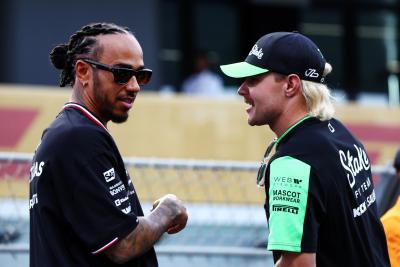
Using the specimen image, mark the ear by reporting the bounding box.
[75,60,91,87]
[284,74,302,98]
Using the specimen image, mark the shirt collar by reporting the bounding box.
[276,114,313,145]
[63,102,108,132]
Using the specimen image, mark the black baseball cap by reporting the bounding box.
[220,32,327,83]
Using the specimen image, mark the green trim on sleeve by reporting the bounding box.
[267,156,311,252]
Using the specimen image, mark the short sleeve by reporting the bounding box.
[52,152,139,254]
[267,156,324,253]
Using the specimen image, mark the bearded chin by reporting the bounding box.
[110,113,129,123]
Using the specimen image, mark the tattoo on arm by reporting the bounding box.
[105,201,178,264]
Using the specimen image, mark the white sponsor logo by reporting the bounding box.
[339,144,370,189]
[30,161,45,182]
[354,177,372,199]
[353,190,375,217]
[115,196,129,207]
[103,168,115,182]
[109,181,122,190]
[29,193,38,209]
[305,68,319,78]
[328,123,335,133]
[109,183,126,196]
[122,205,131,214]
[249,44,263,59]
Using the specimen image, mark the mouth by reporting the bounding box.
[119,96,136,109]
[244,98,254,112]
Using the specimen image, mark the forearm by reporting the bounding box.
[275,252,316,267]
[104,215,164,263]
[105,195,187,263]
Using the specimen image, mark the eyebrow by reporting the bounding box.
[115,63,145,71]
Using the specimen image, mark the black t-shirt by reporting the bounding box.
[264,117,390,267]
[29,103,158,267]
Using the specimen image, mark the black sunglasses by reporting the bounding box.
[81,58,152,85]
[256,138,277,187]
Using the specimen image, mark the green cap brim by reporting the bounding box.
[220,62,269,78]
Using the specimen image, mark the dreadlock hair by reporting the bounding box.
[49,22,131,87]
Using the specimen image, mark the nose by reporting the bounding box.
[125,76,141,93]
[237,81,248,96]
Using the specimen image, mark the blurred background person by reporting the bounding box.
[181,50,224,96]
[381,149,400,267]
[376,149,400,216]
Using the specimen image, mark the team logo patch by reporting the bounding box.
[249,44,263,59]
[305,68,319,78]
[103,168,116,182]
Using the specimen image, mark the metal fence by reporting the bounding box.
[0,152,393,267]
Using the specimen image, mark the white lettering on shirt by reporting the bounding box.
[115,196,129,207]
[29,193,38,209]
[29,161,45,182]
[353,190,376,217]
[339,144,370,189]
[109,181,122,190]
[121,205,131,214]
[103,168,115,183]
[109,183,126,196]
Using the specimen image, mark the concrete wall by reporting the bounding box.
[1,85,399,165]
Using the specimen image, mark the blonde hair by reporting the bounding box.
[301,63,335,121]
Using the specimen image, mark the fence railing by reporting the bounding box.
[0,152,394,267]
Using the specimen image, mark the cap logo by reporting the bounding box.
[249,44,263,59]
[305,69,319,78]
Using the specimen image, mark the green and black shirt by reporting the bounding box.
[264,116,390,266]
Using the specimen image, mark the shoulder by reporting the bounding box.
[277,119,333,156]
[39,109,112,157]
[274,118,356,174]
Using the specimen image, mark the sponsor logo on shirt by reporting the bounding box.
[109,183,126,196]
[272,176,302,188]
[30,161,45,182]
[353,190,376,217]
[328,122,335,133]
[272,204,299,214]
[115,196,129,207]
[272,189,301,203]
[339,144,370,189]
[109,181,122,190]
[339,144,376,217]
[122,205,131,214]
[103,168,116,183]
[29,193,38,209]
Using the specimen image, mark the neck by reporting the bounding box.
[70,87,108,126]
[270,97,309,137]
[270,111,309,138]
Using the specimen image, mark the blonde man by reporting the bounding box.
[220,32,389,267]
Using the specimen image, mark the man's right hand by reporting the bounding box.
[151,194,188,234]
[105,194,188,264]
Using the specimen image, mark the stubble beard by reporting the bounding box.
[93,73,129,124]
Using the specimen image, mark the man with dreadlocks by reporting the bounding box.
[29,22,188,267]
